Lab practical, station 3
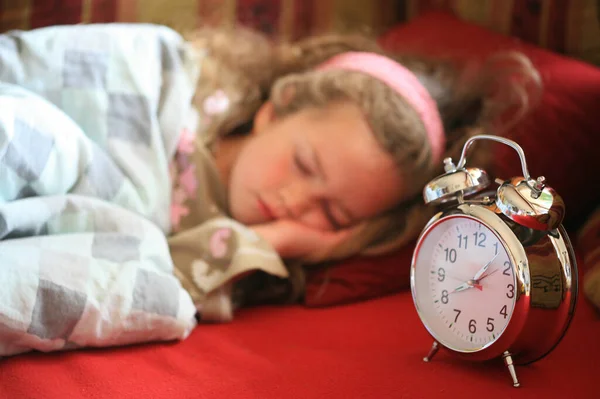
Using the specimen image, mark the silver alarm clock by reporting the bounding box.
[410,134,578,387]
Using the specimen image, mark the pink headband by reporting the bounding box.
[316,52,445,165]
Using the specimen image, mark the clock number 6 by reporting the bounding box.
[469,319,476,333]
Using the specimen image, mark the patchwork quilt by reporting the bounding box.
[0,24,201,356]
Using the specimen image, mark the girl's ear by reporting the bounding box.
[253,101,277,134]
[254,84,296,135]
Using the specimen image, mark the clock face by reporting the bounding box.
[411,215,517,352]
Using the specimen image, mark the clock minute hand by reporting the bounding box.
[473,253,499,281]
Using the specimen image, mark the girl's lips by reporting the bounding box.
[257,197,275,220]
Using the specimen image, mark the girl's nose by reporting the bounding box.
[280,180,321,219]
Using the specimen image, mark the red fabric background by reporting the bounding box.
[0,287,596,398]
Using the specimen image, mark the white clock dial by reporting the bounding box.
[412,215,517,352]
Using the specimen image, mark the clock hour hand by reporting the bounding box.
[473,253,499,281]
[452,282,471,293]
[452,280,483,293]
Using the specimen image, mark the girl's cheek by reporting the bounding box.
[265,157,293,186]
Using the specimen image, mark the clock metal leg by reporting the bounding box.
[423,341,439,362]
[502,351,520,388]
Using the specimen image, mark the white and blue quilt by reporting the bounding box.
[0,24,201,356]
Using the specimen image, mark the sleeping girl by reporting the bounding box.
[0,23,539,355]
[172,27,541,319]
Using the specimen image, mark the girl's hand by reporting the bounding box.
[250,219,357,262]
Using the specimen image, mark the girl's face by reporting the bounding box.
[228,101,404,232]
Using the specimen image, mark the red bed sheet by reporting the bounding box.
[1,287,596,399]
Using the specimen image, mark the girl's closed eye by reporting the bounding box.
[293,140,323,177]
[293,151,312,176]
[293,142,354,230]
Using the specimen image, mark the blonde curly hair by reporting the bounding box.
[185,26,542,264]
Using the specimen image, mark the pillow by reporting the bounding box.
[304,242,415,307]
[304,11,600,308]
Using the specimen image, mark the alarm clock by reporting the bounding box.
[410,134,578,387]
